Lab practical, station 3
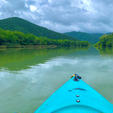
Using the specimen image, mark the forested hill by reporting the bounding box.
[64,31,103,43]
[0,17,74,40]
[95,33,113,48]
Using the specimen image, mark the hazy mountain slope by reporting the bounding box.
[64,31,104,43]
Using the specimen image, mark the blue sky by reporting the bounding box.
[0,0,113,33]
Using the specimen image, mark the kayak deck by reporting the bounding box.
[34,77,113,113]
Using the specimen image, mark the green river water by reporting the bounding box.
[0,47,113,113]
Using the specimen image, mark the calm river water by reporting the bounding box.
[0,47,113,113]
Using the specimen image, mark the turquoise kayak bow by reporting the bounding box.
[34,75,113,113]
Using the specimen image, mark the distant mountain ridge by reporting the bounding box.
[0,17,75,40]
[64,31,104,43]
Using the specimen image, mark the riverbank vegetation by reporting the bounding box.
[95,33,113,48]
[0,28,89,48]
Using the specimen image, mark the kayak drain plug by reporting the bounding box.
[76,100,80,103]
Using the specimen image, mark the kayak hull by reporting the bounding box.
[34,78,113,113]
[52,105,102,113]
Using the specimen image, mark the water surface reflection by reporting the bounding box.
[0,48,113,113]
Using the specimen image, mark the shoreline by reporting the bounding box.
[0,45,57,49]
[0,44,89,49]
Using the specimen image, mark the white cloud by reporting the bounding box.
[0,0,113,33]
[1,0,7,3]
[48,0,52,4]
[29,5,37,12]
[0,12,2,16]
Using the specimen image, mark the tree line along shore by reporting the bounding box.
[0,28,89,48]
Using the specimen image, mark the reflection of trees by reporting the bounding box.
[0,48,88,71]
[98,48,113,55]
